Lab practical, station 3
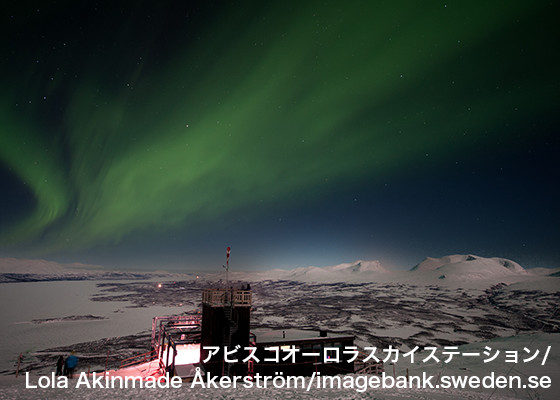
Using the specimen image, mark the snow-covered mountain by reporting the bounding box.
[222,259,390,283]
[247,255,536,285]
[279,260,389,282]
[409,254,528,284]
[2,254,553,285]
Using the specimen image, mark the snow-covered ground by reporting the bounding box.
[1,334,557,400]
[0,376,529,400]
[0,255,558,399]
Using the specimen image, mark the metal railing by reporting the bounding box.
[202,289,251,307]
[151,315,201,351]
[119,349,158,370]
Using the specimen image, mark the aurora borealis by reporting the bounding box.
[1,1,558,270]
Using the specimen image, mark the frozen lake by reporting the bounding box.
[0,280,186,373]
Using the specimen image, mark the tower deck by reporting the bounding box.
[202,288,252,307]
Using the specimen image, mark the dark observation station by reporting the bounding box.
[151,285,360,379]
[200,288,252,376]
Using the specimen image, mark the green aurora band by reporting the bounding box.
[0,1,556,256]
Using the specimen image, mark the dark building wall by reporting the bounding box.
[200,304,251,376]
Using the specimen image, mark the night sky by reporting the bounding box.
[1,1,558,271]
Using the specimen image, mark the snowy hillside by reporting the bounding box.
[408,255,528,284]
[282,260,389,282]
[2,277,559,399]
[1,255,558,399]
[225,260,391,283]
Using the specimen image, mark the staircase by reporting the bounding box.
[202,288,251,377]
[223,305,239,376]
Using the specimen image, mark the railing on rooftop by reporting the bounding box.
[151,315,201,351]
[202,288,252,307]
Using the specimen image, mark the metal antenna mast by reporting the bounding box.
[223,246,231,292]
